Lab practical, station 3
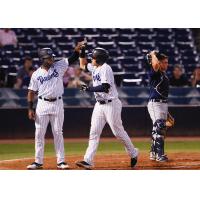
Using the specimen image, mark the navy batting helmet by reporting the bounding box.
[38,48,55,59]
[92,47,109,65]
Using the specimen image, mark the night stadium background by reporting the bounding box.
[0,28,200,170]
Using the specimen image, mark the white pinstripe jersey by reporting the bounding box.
[87,63,118,101]
[28,58,69,98]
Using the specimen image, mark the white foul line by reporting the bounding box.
[0,157,34,164]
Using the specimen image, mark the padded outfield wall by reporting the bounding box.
[0,87,200,138]
[0,106,199,139]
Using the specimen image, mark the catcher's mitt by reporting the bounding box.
[166,112,175,128]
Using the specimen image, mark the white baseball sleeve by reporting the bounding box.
[28,73,38,92]
[86,63,94,73]
[101,65,112,84]
[55,58,69,75]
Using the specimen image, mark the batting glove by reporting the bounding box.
[80,84,89,91]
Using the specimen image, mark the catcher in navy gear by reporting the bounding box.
[147,50,174,162]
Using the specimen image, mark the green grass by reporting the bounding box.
[0,140,200,161]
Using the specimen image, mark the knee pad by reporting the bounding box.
[152,120,166,156]
[151,121,166,156]
[153,119,167,136]
[152,133,165,156]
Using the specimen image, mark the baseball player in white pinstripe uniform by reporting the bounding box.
[27,42,84,170]
[75,47,139,169]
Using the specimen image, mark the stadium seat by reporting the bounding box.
[117,43,135,51]
[1,45,16,51]
[154,35,174,43]
[118,57,136,63]
[53,37,71,44]
[32,37,52,44]
[98,36,113,42]
[0,58,12,66]
[181,56,199,65]
[157,42,175,52]
[163,50,178,57]
[17,36,31,43]
[136,35,152,43]
[169,56,180,64]
[175,34,192,42]
[21,28,41,36]
[138,42,155,51]
[57,43,75,51]
[78,28,99,38]
[111,64,123,72]
[176,42,193,49]
[1,28,200,90]
[117,28,135,35]
[19,43,37,51]
[60,29,81,40]
[122,50,140,57]
[123,65,141,72]
[41,28,60,36]
[97,28,118,37]
[155,28,173,36]
[137,28,154,36]
[108,49,121,57]
[122,79,143,87]
[115,36,133,42]
[61,28,78,35]
[97,42,115,49]
[174,28,191,35]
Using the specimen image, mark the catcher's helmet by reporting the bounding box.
[92,47,109,65]
[38,48,55,59]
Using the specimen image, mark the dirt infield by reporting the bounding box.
[0,152,200,170]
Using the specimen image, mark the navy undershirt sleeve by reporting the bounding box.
[87,85,105,92]
[68,51,79,65]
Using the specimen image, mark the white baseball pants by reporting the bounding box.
[84,98,138,165]
[147,101,168,124]
[34,99,65,164]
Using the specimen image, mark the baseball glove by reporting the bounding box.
[166,112,175,128]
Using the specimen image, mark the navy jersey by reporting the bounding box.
[149,69,169,100]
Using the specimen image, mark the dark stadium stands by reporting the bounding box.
[0,28,199,88]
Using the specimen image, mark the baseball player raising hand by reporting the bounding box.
[147,50,174,162]
[75,47,139,169]
[27,42,85,170]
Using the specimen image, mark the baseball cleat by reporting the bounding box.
[131,148,139,168]
[27,162,43,170]
[156,155,168,162]
[150,151,156,161]
[131,157,138,168]
[75,161,92,170]
[57,162,70,169]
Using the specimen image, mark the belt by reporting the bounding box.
[149,99,168,103]
[97,100,112,104]
[39,96,62,102]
